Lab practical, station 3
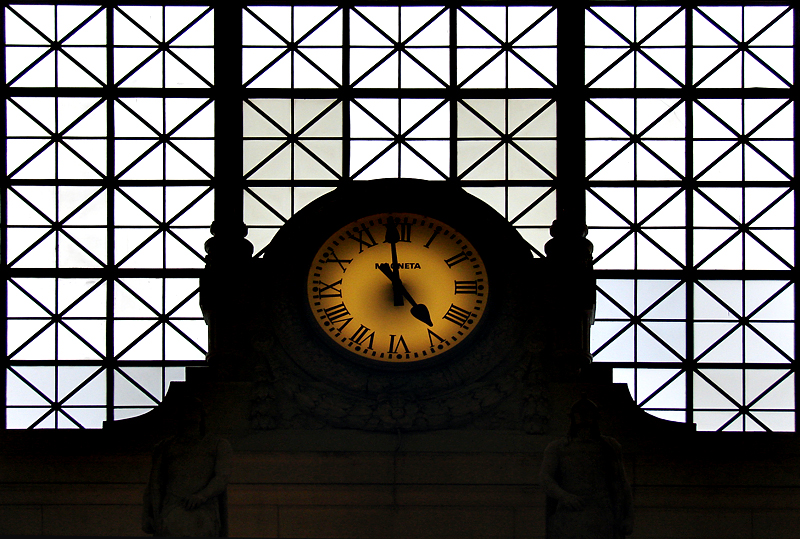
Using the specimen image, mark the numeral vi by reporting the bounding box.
[388,334,409,354]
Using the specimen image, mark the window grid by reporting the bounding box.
[587,5,796,432]
[241,5,559,259]
[3,3,795,432]
[3,5,213,429]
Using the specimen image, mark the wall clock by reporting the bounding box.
[307,212,488,365]
[255,179,550,431]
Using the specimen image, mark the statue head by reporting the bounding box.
[567,395,601,439]
[162,395,206,437]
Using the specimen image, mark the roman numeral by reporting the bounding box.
[454,280,479,295]
[314,279,343,299]
[347,225,378,252]
[384,217,411,244]
[388,334,409,354]
[427,329,446,347]
[350,325,375,349]
[324,303,353,331]
[323,248,352,272]
[443,304,472,327]
[397,223,411,242]
[444,251,471,268]
[424,226,441,248]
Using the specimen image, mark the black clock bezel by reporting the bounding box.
[262,179,543,399]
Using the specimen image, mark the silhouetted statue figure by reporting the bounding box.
[540,397,633,539]
[143,397,233,537]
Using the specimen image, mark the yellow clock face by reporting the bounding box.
[307,213,488,363]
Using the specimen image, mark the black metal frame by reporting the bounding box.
[1,1,796,431]
[584,3,797,431]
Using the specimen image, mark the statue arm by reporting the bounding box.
[185,439,233,509]
[609,437,634,535]
[142,443,165,534]
[540,441,584,510]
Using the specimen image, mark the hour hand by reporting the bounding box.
[377,263,433,326]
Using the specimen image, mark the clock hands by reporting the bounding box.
[384,217,404,306]
[377,263,433,327]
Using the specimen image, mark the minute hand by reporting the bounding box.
[384,219,404,306]
[377,263,433,326]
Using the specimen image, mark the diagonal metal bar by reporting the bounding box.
[351,6,398,47]
[112,319,162,360]
[293,47,342,88]
[458,99,506,138]
[55,227,107,268]
[6,319,57,359]
[7,228,56,267]
[163,139,213,178]
[456,139,505,180]
[165,7,213,47]
[114,278,163,319]
[114,6,162,46]
[587,99,634,138]
[638,369,685,407]
[164,47,212,88]
[350,48,397,88]
[591,228,635,266]
[293,99,341,137]
[115,367,160,405]
[401,49,448,88]
[242,139,292,180]
[747,369,794,409]
[113,228,162,268]
[692,47,740,88]
[591,321,635,357]
[507,139,557,180]
[457,47,504,88]
[458,6,506,47]
[244,99,292,138]
[637,140,686,179]
[295,6,341,46]
[509,186,555,225]
[508,7,556,47]
[586,139,636,180]
[693,227,741,269]
[8,278,56,318]
[7,97,56,136]
[507,99,556,138]
[243,187,289,224]
[294,140,344,180]
[8,367,55,406]
[113,47,161,88]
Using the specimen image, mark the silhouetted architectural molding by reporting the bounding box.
[540,397,633,539]
[142,397,232,537]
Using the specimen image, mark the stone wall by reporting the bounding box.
[1,428,799,538]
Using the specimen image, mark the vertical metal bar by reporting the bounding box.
[685,4,695,427]
[556,5,585,228]
[213,4,244,232]
[793,4,799,433]
[449,5,457,184]
[342,6,350,181]
[53,1,61,424]
[0,4,7,430]
[106,4,115,424]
